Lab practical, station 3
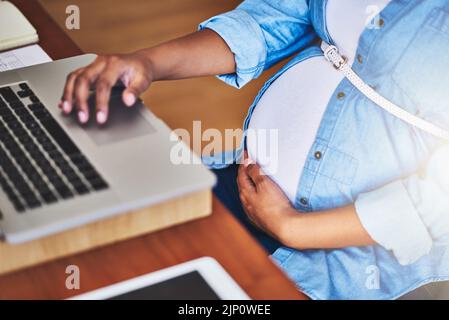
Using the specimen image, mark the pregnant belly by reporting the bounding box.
[247,57,344,203]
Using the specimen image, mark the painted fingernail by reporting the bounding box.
[78,111,88,124]
[96,111,107,124]
[62,101,71,114]
[123,92,136,107]
[244,158,254,167]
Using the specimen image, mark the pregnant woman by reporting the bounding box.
[60,0,449,299]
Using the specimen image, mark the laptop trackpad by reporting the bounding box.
[76,94,156,146]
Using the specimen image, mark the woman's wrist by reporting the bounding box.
[275,208,303,247]
[133,48,162,81]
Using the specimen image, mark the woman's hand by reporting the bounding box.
[60,52,154,125]
[237,154,297,242]
[237,152,375,249]
[59,29,236,125]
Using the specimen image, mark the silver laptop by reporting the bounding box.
[0,54,215,244]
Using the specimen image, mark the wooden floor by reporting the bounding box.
[39,0,282,151]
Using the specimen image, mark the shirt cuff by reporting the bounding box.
[201,147,244,169]
[355,180,433,265]
[199,9,267,89]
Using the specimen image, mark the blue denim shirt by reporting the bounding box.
[200,0,449,299]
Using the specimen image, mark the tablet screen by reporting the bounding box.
[108,271,220,300]
[70,257,250,300]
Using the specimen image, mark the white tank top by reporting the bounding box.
[247,0,391,202]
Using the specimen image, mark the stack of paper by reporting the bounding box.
[0,44,52,72]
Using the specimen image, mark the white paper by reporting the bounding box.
[0,44,52,72]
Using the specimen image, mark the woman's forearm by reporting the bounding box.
[138,29,236,81]
[61,29,235,124]
[280,205,376,250]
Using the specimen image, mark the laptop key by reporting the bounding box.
[41,190,58,204]
[13,202,26,213]
[40,118,80,156]
[59,187,74,199]
[9,100,25,110]
[19,83,31,91]
[28,102,45,112]
[19,114,35,124]
[14,107,30,116]
[0,87,19,103]
[34,109,52,120]
[29,95,40,103]
[17,90,32,98]
[0,107,13,117]
[90,178,108,191]
[73,182,90,195]
[25,198,41,209]
[0,171,25,212]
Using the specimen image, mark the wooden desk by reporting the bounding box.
[0,0,305,300]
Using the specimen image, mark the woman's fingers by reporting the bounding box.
[61,68,85,114]
[73,71,92,124]
[246,163,266,189]
[61,54,154,125]
[122,72,150,107]
[62,57,107,123]
[237,163,256,193]
[94,75,112,124]
[95,61,125,124]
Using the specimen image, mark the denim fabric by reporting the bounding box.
[200,0,449,299]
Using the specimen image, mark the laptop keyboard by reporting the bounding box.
[0,82,108,213]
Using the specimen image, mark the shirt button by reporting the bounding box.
[314,151,322,160]
[378,18,385,28]
[337,92,346,100]
[357,54,363,64]
[300,197,309,206]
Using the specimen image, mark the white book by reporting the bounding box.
[0,1,39,51]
